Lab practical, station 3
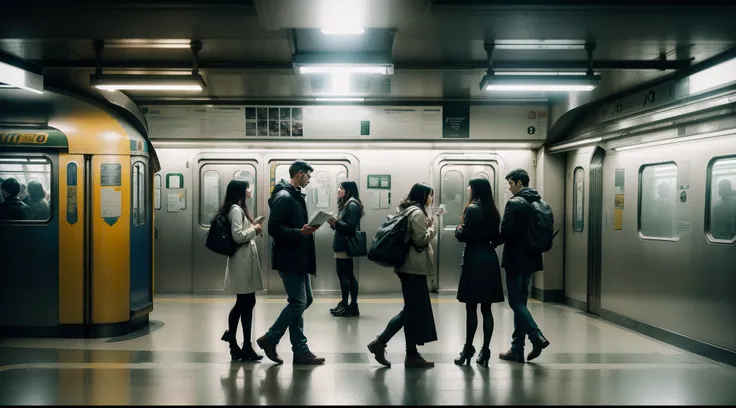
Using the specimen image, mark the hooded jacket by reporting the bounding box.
[499,187,544,273]
[267,180,317,275]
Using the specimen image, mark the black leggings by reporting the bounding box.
[465,303,494,350]
[228,293,256,347]
[336,258,358,304]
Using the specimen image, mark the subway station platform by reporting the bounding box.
[1,294,735,405]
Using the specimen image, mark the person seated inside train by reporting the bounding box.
[18,182,31,206]
[0,178,32,221]
[27,180,50,221]
[712,179,736,240]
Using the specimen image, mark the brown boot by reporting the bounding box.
[367,339,391,367]
[256,334,283,365]
[293,351,326,365]
[404,353,434,368]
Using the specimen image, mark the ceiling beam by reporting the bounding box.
[38,59,692,71]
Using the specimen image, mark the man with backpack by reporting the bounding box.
[256,160,325,365]
[498,168,551,363]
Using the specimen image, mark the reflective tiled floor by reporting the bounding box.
[1,295,735,405]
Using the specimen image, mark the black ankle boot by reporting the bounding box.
[221,330,242,361]
[241,343,263,362]
[335,303,359,317]
[454,344,476,365]
[476,348,490,367]
[330,301,347,315]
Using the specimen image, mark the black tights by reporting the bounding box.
[465,303,493,350]
[228,293,256,349]
[336,259,358,305]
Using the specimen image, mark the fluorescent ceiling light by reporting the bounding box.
[0,60,43,94]
[103,39,192,49]
[548,137,603,153]
[481,73,601,92]
[494,39,587,50]
[298,64,392,75]
[90,73,206,92]
[315,97,364,102]
[321,27,365,35]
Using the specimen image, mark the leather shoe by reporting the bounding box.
[256,335,283,364]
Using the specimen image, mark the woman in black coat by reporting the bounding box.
[327,180,364,317]
[454,177,504,367]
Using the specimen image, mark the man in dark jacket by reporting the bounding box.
[0,178,32,221]
[256,160,325,365]
[497,168,550,363]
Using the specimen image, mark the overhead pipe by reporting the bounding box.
[38,59,693,71]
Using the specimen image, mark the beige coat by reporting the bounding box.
[224,205,264,294]
[396,205,437,276]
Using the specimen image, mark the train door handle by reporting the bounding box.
[155,227,159,240]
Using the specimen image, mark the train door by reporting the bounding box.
[586,147,606,315]
[267,159,352,294]
[130,158,153,313]
[437,162,497,292]
[192,160,261,293]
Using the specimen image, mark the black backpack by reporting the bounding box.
[205,212,238,257]
[367,209,415,268]
[514,196,555,253]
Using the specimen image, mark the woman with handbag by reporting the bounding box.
[218,179,265,361]
[327,179,366,317]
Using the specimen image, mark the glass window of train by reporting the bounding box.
[137,163,147,226]
[233,170,256,214]
[200,170,221,226]
[573,167,585,232]
[707,156,736,243]
[639,163,678,239]
[154,174,162,210]
[132,163,140,226]
[0,156,52,222]
[442,170,464,227]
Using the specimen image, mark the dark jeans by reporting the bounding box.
[265,270,313,355]
[505,269,542,351]
[336,258,358,305]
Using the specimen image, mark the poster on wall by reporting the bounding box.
[100,163,122,226]
[442,106,470,138]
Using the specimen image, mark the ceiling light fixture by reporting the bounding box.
[298,64,392,75]
[480,73,601,92]
[494,39,587,50]
[89,40,206,92]
[321,27,365,35]
[0,59,43,94]
[315,97,365,102]
[102,39,193,49]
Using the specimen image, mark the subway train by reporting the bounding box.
[0,88,158,338]
[148,79,735,366]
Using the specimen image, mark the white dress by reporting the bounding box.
[223,205,264,294]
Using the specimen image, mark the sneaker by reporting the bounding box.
[330,301,347,314]
[334,303,360,317]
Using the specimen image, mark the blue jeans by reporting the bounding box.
[505,269,541,351]
[265,270,313,355]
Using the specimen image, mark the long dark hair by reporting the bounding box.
[217,179,253,223]
[337,179,364,217]
[462,177,500,229]
[399,182,434,216]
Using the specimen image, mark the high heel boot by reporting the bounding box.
[476,348,490,367]
[240,342,263,362]
[454,344,476,365]
[221,330,242,361]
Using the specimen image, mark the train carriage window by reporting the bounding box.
[131,162,147,226]
[442,170,464,227]
[639,163,678,239]
[573,167,585,232]
[707,156,736,242]
[200,170,221,226]
[0,157,52,222]
[233,170,256,213]
[154,174,162,210]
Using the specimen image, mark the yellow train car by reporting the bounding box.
[0,88,159,338]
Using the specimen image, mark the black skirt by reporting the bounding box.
[397,272,438,345]
[456,243,505,304]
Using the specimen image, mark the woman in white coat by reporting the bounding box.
[219,179,265,361]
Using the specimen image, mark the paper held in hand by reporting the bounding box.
[308,210,334,227]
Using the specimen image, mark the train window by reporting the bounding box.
[154,174,162,210]
[233,170,256,213]
[639,163,678,239]
[132,162,147,226]
[707,156,736,243]
[0,157,52,222]
[573,167,585,232]
[442,170,464,227]
[200,170,221,225]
